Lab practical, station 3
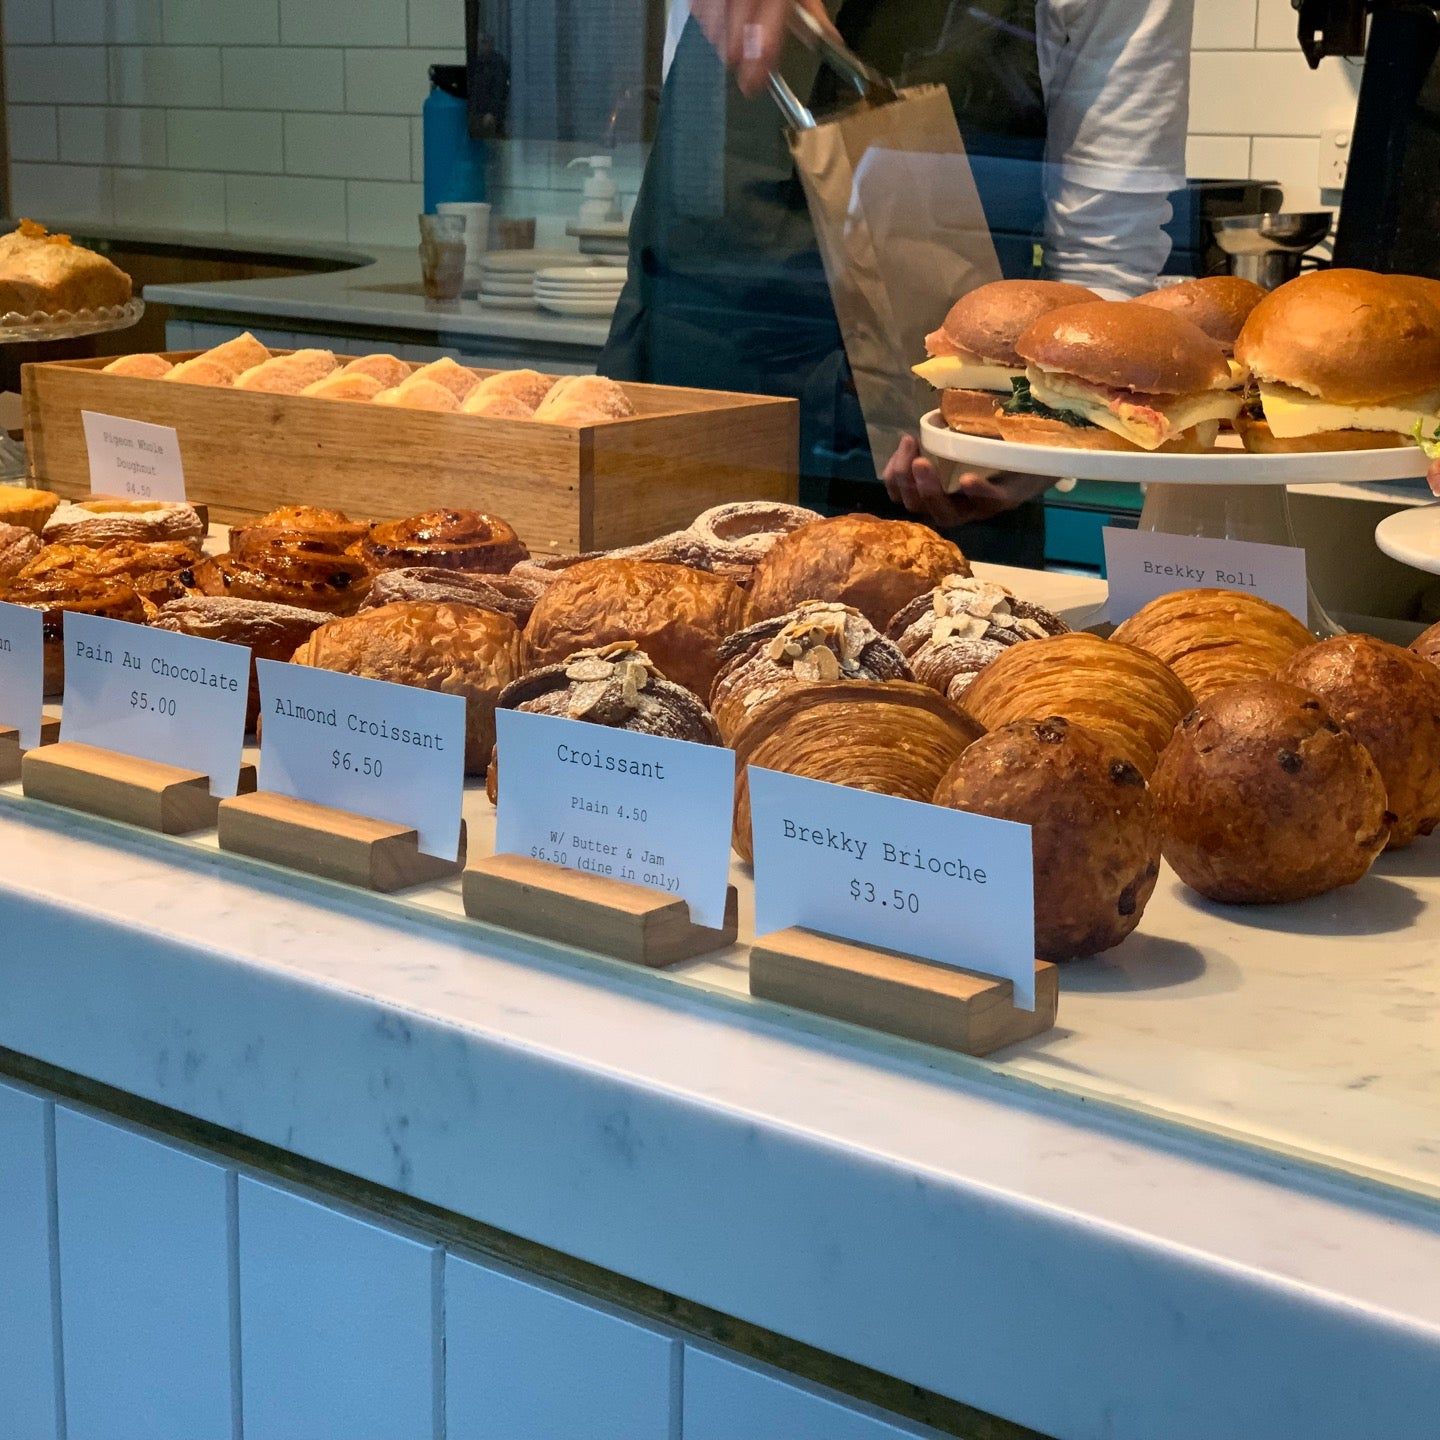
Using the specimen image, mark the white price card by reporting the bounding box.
[0,601,44,750]
[256,659,465,861]
[1103,526,1308,624]
[61,611,250,795]
[81,410,186,501]
[749,767,1037,1010]
[494,708,736,930]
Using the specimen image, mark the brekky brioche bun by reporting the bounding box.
[1233,415,1406,453]
[935,279,1099,366]
[1019,301,1231,395]
[1234,268,1440,403]
[939,387,1004,435]
[1133,275,1266,353]
[994,411,1215,452]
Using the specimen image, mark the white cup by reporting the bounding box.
[437,202,491,286]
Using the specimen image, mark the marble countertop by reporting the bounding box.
[3,561,1440,1439]
[144,246,614,351]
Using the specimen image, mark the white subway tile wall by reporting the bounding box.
[5,1,1362,248]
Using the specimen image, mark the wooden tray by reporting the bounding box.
[21,354,799,554]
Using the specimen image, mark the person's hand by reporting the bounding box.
[882,435,1053,528]
[690,0,841,97]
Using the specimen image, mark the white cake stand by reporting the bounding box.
[921,411,1430,634]
[1375,503,1440,576]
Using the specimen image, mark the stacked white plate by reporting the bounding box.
[475,250,576,310]
[534,264,626,317]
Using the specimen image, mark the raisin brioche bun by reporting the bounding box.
[1132,275,1266,354]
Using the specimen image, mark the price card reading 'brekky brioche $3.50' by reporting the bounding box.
[61,611,250,795]
[748,767,1038,1010]
[255,659,466,861]
[493,708,736,930]
[0,600,44,751]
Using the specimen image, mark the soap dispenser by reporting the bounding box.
[568,155,622,227]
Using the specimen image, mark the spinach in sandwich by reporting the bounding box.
[1002,376,1096,429]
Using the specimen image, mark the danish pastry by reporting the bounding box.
[362,566,545,627]
[194,531,370,614]
[230,504,369,553]
[43,497,205,548]
[16,538,201,605]
[360,509,528,574]
[0,522,41,583]
[2,577,148,696]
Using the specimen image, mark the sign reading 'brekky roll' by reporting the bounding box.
[255,658,465,860]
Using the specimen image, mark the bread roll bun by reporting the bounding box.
[201,332,270,376]
[962,632,1193,777]
[994,412,1217,452]
[465,368,555,415]
[934,716,1162,960]
[730,680,983,863]
[102,353,173,379]
[374,377,459,411]
[748,514,971,630]
[341,353,412,389]
[292,601,526,773]
[532,375,635,425]
[460,391,536,419]
[409,357,480,401]
[939,388,1004,435]
[164,356,235,387]
[234,350,338,395]
[301,371,385,402]
[1111,588,1312,701]
[1132,276,1266,353]
[1235,268,1440,404]
[933,279,1099,366]
[524,557,748,696]
[1233,415,1406,453]
[1153,681,1391,902]
[1276,634,1440,848]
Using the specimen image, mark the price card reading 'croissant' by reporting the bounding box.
[748,767,1037,1010]
[493,708,736,930]
[1103,527,1308,624]
[255,659,465,860]
[61,612,250,794]
[81,410,186,501]
[0,600,44,750]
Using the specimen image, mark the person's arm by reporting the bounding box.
[1037,0,1195,294]
[688,0,840,96]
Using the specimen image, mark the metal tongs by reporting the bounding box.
[767,4,900,130]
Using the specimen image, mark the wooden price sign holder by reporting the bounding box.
[0,714,61,784]
[463,852,739,968]
[22,741,257,835]
[750,928,1058,1058]
[217,791,465,893]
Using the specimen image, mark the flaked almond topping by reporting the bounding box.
[932,613,990,644]
[565,655,616,682]
[794,646,842,682]
[568,679,611,719]
[1011,617,1048,639]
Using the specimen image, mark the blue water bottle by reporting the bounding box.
[423,65,488,211]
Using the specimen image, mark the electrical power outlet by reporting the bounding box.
[1318,127,1351,190]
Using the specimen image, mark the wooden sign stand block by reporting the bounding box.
[463,852,739,967]
[21,741,256,835]
[217,791,465,892]
[750,928,1058,1057]
[0,715,61,785]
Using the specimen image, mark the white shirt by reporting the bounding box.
[663,0,1196,297]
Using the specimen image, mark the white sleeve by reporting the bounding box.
[1037,0,1195,292]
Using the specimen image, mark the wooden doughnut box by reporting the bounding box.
[21,353,799,554]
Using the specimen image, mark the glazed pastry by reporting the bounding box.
[101,353,173,379]
[361,509,528,574]
[531,374,636,425]
[886,575,1069,701]
[1276,634,1440,848]
[0,522,41,583]
[684,502,821,581]
[164,356,236,387]
[234,350,338,395]
[730,680,983,864]
[43,497,204,548]
[341,353,412,390]
[934,717,1161,960]
[0,487,60,535]
[194,530,371,614]
[463,368,556,416]
[292,601,526,774]
[1413,619,1440,667]
[362,566,545,626]
[409,357,480,401]
[748,514,972,629]
[16,538,202,605]
[1153,680,1391,903]
[230,504,368,553]
[1,578,148,696]
[710,600,910,743]
[374,377,459,411]
[525,557,749,697]
[152,595,329,729]
[962,632,1193,778]
[1111,588,1312,702]
[488,641,721,802]
[301,371,385,403]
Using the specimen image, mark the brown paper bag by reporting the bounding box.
[789,85,1002,475]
